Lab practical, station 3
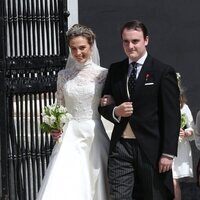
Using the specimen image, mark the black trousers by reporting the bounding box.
[108,138,172,200]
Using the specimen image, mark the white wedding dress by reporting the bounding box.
[37,59,110,200]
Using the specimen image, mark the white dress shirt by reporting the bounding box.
[113,52,147,138]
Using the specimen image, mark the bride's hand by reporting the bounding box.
[51,129,62,141]
[100,95,114,107]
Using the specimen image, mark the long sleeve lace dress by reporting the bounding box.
[37,59,110,200]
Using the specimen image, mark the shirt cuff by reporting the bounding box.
[113,107,121,123]
[162,153,175,159]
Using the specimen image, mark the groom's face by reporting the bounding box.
[122,28,149,62]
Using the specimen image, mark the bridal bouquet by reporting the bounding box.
[41,104,72,134]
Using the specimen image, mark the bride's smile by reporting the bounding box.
[69,36,92,64]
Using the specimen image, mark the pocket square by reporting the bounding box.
[145,82,154,86]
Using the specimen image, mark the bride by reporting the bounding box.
[36,24,110,200]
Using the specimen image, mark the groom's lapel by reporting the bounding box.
[119,59,129,100]
[135,55,153,95]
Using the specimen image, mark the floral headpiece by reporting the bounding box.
[176,72,184,94]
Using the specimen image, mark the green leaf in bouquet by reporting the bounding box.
[180,113,187,129]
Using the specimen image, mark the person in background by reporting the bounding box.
[195,110,200,151]
[172,84,194,200]
[195,110,200,188]
[37,24,110,200]
[99,19,180,200]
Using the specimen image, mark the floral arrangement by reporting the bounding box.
[180,113,187,129]
[176,72,181,81]
[41,104,72,133]
[179,113,187,142]
[176,72,182,90]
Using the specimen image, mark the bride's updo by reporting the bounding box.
[65,24,100,66]
[66,24,96,46]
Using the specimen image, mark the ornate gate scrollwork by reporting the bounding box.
[0,0,69,199]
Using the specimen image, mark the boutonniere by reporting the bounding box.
[144,73,154,85]
[145,73,150,81]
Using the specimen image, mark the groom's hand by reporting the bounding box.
[158,155,173,173]
[114,102,133,117]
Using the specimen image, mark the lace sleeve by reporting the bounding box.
[98,68,108,84]
[56,70,65,106]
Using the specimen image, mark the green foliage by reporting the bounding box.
[181,113,187,129]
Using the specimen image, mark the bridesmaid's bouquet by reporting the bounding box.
[180,113,187,129]
[179,113,187,142]
[41,104,72,135]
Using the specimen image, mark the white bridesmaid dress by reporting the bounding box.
[172,104,194,179]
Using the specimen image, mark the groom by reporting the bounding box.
[99,20,180,199]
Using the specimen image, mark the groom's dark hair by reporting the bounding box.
[120,20,148,39]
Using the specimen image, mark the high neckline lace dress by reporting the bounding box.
[37,59,110,200]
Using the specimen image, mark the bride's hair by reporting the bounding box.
[65,24,100,67]
[66,24,96,46]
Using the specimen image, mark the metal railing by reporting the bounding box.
[0,0,69,199]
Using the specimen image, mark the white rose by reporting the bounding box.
[49,115,56,125]
[43,115,50,125]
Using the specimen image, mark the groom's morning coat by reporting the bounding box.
[99,54,180,196]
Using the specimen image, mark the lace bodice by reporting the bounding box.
[57,60,107,120]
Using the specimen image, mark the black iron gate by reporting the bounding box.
[0,0,69,199]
